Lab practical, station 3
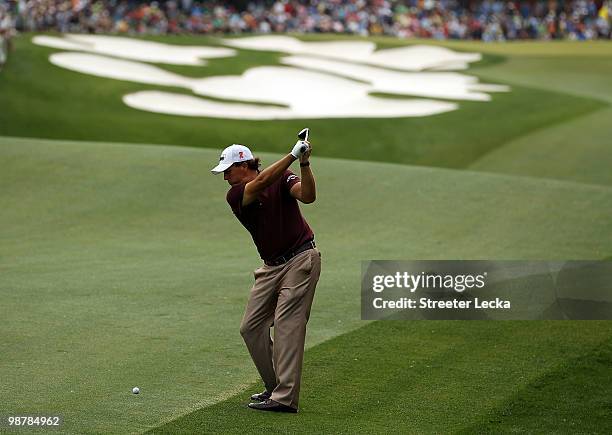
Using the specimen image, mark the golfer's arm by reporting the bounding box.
[242,154,296,206]
[290,166,316,204]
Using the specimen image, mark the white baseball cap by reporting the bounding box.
[211,144,254,174]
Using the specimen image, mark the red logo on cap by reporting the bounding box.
[239,151,244,159]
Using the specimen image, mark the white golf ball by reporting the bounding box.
[132,387,140,394]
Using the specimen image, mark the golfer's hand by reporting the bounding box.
[300,141,311,163]
[291,140,310,159]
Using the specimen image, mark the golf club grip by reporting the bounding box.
[298,128,309,142]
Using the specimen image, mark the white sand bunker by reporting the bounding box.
[34,34,235,65]
[50,53,193,87]
[223,36,376,63]
[124,90,456,119]
[281,56,509,101]
[41,34,510,120]
[49,52,456,119]
[222,35,481,71]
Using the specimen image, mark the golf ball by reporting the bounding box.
[132,387,140,394]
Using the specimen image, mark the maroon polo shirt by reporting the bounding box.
[226,170,314,261]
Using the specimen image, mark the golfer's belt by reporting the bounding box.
[264,240,316,266]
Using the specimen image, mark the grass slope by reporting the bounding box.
[0,35,605,171]
[470,107,612,186]
[152,321,612,434]
[465,51,612,186]
[2,136,612,433]
[472,55,612,104]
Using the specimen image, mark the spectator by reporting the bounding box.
[7,0,611,40]
[0,0,16,66]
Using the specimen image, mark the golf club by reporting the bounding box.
[298,127,309,153]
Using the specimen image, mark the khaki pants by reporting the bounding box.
[240,248,321,410]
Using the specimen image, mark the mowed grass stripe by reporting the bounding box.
[150,321,612,434]
[2,136,612,433]
[459,336,612,434]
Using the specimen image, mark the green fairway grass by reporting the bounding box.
[1,136,612,433]
[470,107,612,186]
[152,321,612,434]
[460,336,612,434]
[470,54,612,104]
[464,52,612,186]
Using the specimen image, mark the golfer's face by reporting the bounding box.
[223,164,244,185]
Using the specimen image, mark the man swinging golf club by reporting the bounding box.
[211,128,321,413]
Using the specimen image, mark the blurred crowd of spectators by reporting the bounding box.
[0,0,610,42]
[0,1,14,66]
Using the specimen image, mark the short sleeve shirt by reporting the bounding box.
[226,170,314,261]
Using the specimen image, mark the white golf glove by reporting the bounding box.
[291,140,310,159]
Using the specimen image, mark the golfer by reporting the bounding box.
[211,136,321,413]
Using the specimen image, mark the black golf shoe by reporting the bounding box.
[248,399,297,413]
[250,390,272,402]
